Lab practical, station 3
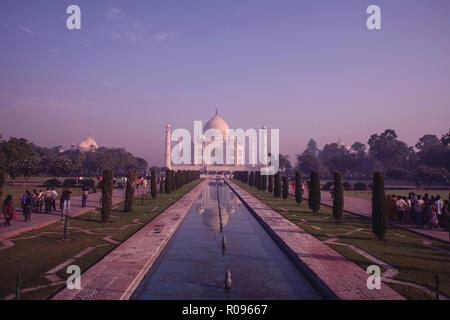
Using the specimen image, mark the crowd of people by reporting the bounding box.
[387,193,449,230]
[1,187,76,226]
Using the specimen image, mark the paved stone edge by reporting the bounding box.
[51,180,207,300]
[227,180,405,300]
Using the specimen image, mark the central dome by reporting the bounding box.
[203,113,229,137]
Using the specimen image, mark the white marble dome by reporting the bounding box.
[203,113,229,138]
[78,136,98,153]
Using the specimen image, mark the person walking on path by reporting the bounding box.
[426,197,438,229]
[414,195,425,229]
[23,190,34,222]
[396,196,407,224]
[81,185,89,208]
[44,188,53,213]
[435,196,444,227]
[60,187,72,220]
[2,195,15,226]
[51,187,58,211]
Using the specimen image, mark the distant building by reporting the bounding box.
[337,138,352,152]
[164,112,267,173]
[74,136,99,153]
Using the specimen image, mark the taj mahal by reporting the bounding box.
[164,112,268,174]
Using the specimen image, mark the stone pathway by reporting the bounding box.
[0,187,149,241]
[228,180,404,300]
[290,187,449,243]
[52,180,207,300]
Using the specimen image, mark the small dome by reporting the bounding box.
[78,136,98,152]
[204,114,229,137]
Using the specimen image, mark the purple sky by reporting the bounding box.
[1,0,449,166]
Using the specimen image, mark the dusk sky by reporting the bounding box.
[1,0,449,165]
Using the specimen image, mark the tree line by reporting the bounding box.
[0,137,149,181]
[290,129,450,185]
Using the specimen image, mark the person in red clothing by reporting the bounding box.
[2,195,15,226]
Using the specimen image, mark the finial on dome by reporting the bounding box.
[216,107,218,116]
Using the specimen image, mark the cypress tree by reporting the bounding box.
[274,172,281,198]
[165,171,171,194]
[257,172,261,190]
[0,169,5,204]
[282,176,289,199]
[177,170,182,188]
[151,170,157,199]
[372,171,387,241]
[249,172,254,187]
[332,171,344,220]
[308,171,321,213]
[159,174,164,193]
[171,170,176,191]
[268,174,273,193]
[124,169,136,212]
[295,171,302,205]
[261,174,267,191]
[101,168,113,222]
[174,171,179,189]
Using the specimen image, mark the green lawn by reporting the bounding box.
[344,189,450,201]
[5,176,82,184]
[234,180,450,300]
[0,179,202,300]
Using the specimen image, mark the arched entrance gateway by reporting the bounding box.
[164,111,275,175]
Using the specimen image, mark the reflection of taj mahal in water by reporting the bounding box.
[195,183,238,233]
[164,111,268,173]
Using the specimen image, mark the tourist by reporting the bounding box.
[329,184,334,200]
[23,190,34,222]
[390,195,397,221]
[82,184,89,207]
[32,189,39,213]
[396,196,407,224]
[44,188,53,213]
[413,195,425,229]
[2,195,15,226]
[51,187,58,211]
[426,197,438,229]
[435,196,444,227]
[442,200,449,231]
[36,189,44,213]
[405,196,412,224]
[60,187,72,220]
[143,178,148,190]
[136,177,140,189]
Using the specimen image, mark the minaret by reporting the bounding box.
[261,125,268,167]
[165,124,171,169]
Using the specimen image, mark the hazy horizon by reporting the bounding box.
[1,0,449,166]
